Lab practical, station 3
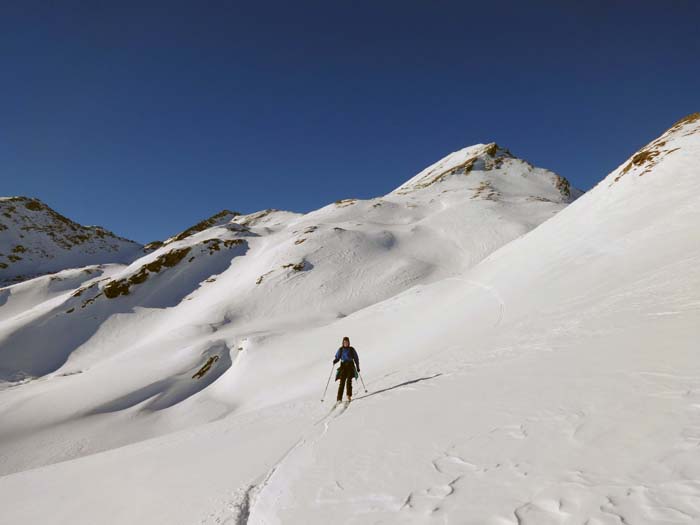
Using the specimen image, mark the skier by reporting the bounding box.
[333,336,360,404]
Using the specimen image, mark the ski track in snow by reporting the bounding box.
[226,404,346,524]
[446,277,505,327]
[216,374,447,524]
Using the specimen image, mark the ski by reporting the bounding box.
[332,399,351,417]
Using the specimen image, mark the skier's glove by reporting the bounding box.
[333,359,339,364]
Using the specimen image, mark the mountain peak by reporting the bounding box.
[0,196,141,284]
[393,143,511,193]
[162,209,240,246]
[392,142,579,202]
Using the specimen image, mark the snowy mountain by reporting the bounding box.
[0,196,142,285]
[0,142,576,385]
[2,115,699,525]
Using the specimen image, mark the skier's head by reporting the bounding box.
[342,336,350,347]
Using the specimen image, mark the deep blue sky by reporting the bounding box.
[2,1,699,243]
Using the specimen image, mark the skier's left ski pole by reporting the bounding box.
[358,372,368,393]
[321,363,334,402]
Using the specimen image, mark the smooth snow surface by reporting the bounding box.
[1,118,699,524]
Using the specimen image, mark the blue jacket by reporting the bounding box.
[334,346,359,370]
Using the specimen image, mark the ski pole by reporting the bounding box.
[321,363,335,402]
[359,372,368,393]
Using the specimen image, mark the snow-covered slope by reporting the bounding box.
[0,143,577,464]
[0,143,579,486]
[0,143,574,381]
[0,196,142,285]
[3,112,698,525]
[227,114,700,524]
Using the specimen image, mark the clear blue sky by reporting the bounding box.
[2,1,699,243]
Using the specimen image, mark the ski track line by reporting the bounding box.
[230,402,348,525]
[446,277,505,328]
[228,437,308,525]
[228,372,441,523]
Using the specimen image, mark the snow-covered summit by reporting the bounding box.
[393,142,581,203]
[0,197,142,285]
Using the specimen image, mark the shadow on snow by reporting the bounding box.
[355,373,443,401]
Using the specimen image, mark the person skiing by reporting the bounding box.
[333,336,360,404]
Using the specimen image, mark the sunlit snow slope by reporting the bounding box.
[2,113,698,525]
[0,143,576,473]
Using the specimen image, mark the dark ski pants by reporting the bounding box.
[337,362,355,401]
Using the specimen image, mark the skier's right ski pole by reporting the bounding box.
[359,372,368,393]
[321,363,335,402]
